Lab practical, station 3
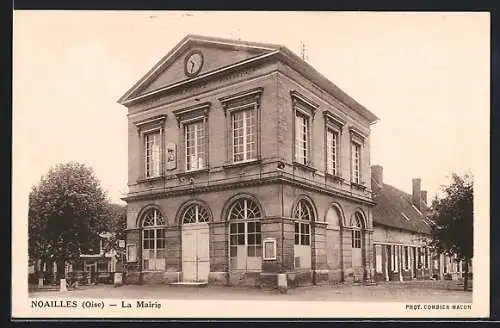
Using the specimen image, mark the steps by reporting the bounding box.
[168,281,208,287]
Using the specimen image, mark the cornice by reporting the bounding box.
[349,126,368,140]
[218,87,264,105]
[123,171,375,206]
[323,110,346,129]
[134,114,167,128]
[172,102,211,127]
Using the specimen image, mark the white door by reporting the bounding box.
[182,224,209,282]
[352,248,362,267]
[197,228,210,280]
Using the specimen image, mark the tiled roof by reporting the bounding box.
[372,179,433,235]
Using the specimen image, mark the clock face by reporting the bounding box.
[184,51,203,77]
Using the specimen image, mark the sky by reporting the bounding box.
[13,11,489,205]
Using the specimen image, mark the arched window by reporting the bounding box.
[182,204,210,224]
[141,208,166,271]
[351,212,363,249]
[228,199,262,269]
[294,199,315,246]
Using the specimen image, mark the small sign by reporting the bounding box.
[263,238,277,260]
[166,142,177,170]
[118,240,125,248]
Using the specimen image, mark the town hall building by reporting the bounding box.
[118,35,380,288]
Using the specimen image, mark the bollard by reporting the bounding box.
[114,272,123,287]
[277,273,287,294]
[59,278,67,292]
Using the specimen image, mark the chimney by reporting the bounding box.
[421,190,427,205]
[412,178,422,209]
[371,165,383,188]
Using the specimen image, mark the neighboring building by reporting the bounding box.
[31,234,122,286]
[371,165,468,282]
[118,35,379,287]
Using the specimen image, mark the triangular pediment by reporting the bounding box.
[119,35,281,104]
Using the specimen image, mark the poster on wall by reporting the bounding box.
[166,142,176,170]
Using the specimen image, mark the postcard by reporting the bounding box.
[12,10,490,319]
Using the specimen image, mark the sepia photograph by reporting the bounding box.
[12,11,489,318]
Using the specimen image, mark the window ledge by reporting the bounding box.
[223,159,262,169]
[292,161,317,172]
[325,173,344,182]
[137,176,163,184]
[176,168,210,178]
[351,182,367,190]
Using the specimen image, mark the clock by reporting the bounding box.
[184,50,204,77]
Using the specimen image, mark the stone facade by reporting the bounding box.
[118,35,379,288]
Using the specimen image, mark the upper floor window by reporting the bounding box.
[173,102,211,172]
[351,142,361,184]
[291,91,318,167]
[349,127,367,186]
[145,131,162,178]
[134,115,166,180]
[326,129,339,176]
[295,112,310,165]
[219,88,263,166]
[323,110,345,177]
[232,108,256,162]
[185,121,205,171]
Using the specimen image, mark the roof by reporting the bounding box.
[372,178,433,235]
[118,34,379,124]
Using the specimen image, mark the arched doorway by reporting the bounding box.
[228,198,263,272]
[351,211,365,279]
[325,204,344,276]
[181,203,211,282]
[141,208,166,272]
[293,198,316,270]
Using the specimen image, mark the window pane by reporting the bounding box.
[255,222,261,232]
[295,234,299,245]
[247,222,255,233]
[295,222,299,234]
[248,234,255,245]
[237,234,245,245]
[230,234,237,245]
[230,246,237,257]
[230,223,236,234]
[256,234,261,245]
[248,246,255,257]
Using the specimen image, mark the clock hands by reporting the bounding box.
[189,60,195,73]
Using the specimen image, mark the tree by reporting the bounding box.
[99,203,127,260]
[28,162,110,290]
[106,203,127,241]
[429,173,473,291]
